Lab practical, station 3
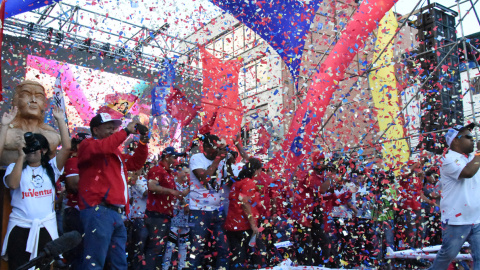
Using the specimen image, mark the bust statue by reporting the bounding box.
[0,80,60,166]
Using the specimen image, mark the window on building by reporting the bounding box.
[472,76,480,95]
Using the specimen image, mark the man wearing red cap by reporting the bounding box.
[78,113,149,270]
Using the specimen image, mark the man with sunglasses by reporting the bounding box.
[428,123,480,270]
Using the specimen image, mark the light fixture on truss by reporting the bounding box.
[78,38,91,51]
[46,27,53,41]
[55,31,64,44]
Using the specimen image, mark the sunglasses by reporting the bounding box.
[456,134,474,140]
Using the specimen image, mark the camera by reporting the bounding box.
[135,123,148,136]
[227,149,238,162]
[23,132,41,154]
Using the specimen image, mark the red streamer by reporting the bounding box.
[271,0,398,176]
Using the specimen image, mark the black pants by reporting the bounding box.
[294,224,312,265]
[63,207,83,269]
[312,222,333,266]
[7,226,52,270]
[295,223,332,266]
[226,230,252,270]
[424,212,442,246]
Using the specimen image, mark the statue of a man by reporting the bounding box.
[0,80,61,166]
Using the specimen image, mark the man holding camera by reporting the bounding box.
[188,134,229,270]
[77,113,149,270]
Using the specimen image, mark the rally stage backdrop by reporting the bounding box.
[1,34,202,151]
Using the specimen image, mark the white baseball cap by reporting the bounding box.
[90,113,122,129]
[445,123,476,147]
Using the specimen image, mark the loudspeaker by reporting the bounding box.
[416,3,462,135]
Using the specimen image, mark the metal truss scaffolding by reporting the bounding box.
[2,1,203,76]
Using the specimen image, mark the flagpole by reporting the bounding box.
[0,0,5,102]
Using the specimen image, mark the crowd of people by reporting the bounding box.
[0,80,480,270]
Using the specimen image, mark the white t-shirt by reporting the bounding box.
[4,158,63,223]
[232,162,244,177]
[172,181,189,228]
[189,153,228,211]
[440,150,480,225]
[353,185,372,219]
[220,162,244,215]
[129,176,148,219]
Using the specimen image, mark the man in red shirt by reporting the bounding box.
[78,113,149,270]
[292,166,323,265]
[144,147,186,269]
[252,169,275,266]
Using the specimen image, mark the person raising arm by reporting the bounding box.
[0,107,18,159]
[2,106,71,270]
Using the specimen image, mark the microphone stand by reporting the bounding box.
[16,252,52,270]
[16,230,82,270]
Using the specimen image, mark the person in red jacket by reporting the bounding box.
[144,147,186,269]
[78,113,149,270]
[225,157,263,270]
[398,159,435,250]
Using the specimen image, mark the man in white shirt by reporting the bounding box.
[188,134,229,269]
[428,123,480,270]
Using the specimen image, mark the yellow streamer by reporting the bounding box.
[368,10,410,171]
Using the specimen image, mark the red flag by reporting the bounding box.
[200,47,243,144]
[166,88,198,127]
[0,0,5,101]
[255,126,271,155]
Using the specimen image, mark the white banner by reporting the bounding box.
[53,75,66,112]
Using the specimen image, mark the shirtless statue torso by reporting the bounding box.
[0,80,60,166]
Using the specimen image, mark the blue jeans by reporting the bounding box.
[188,209,229,269]
[80,206,128,270]
[131,218,148,270]
[375,219,395,262]
[428,223,480,270]
[144,213,172,269]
